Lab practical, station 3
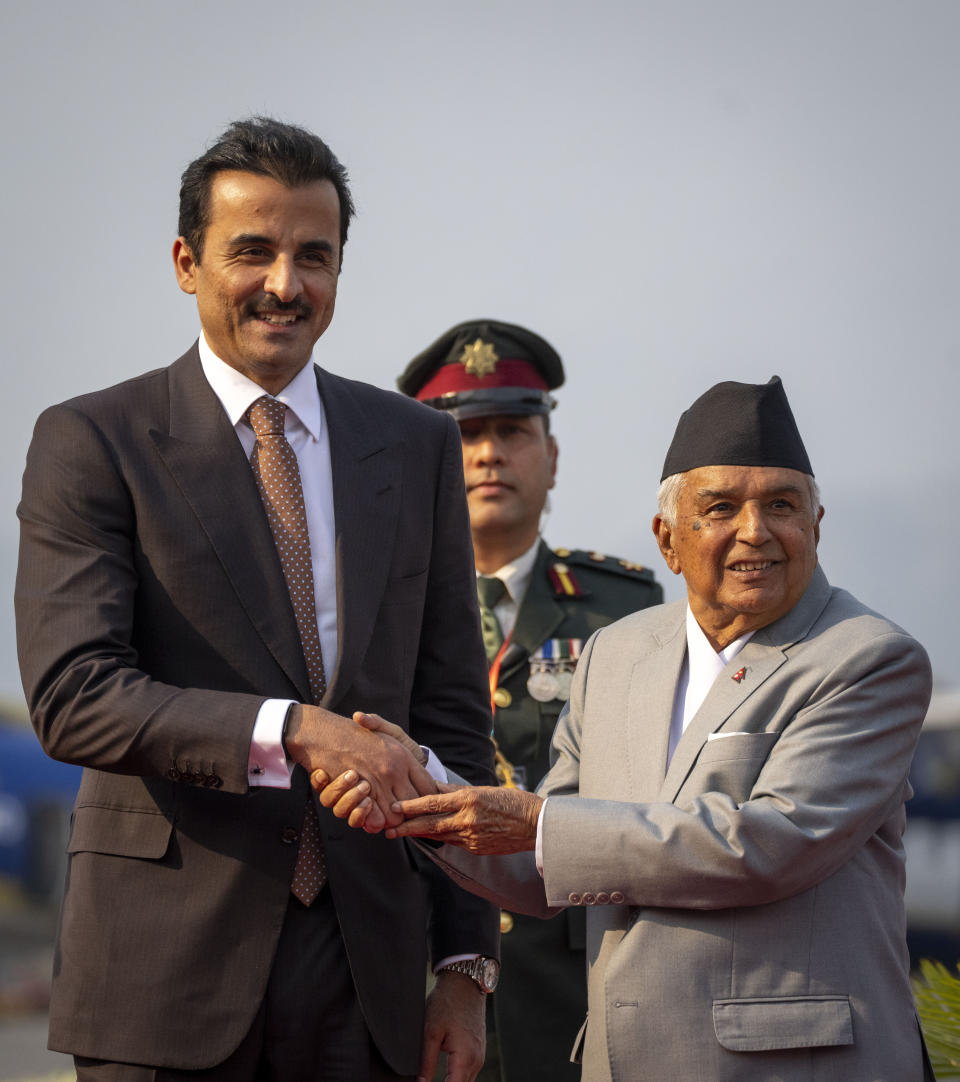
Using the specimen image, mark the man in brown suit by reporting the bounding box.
[15,117,498,1081]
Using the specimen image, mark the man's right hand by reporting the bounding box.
[284,705,436,827]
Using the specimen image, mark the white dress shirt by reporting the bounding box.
[198,335,336,788]
[667,607,753,763]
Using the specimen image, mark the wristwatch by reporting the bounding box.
[437,956,500,994]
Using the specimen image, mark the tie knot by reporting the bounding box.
[247,395,287,438]
[477,575,508,610]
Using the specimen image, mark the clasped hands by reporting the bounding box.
[292,706,540,852]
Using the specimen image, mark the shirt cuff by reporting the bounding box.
[423,746,447,784]
[535,796,548,876]
[248,699,297,787]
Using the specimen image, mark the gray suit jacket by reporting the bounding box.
[15,345,498,1072]
[432,566,933,1081]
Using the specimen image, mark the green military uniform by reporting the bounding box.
[399,318,663,1081]
[481,541,662,1082]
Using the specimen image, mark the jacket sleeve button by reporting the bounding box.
[596,892,610,904]
[610,891,625,904]
[568,892,582,905]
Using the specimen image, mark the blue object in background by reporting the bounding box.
[0,721,81,901]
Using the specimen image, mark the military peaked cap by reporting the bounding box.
[398,318,564,420]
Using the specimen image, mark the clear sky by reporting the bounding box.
[2,0,957,703]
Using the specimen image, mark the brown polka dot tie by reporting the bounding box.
[247,395,327,905]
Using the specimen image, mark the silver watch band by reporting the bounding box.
[437,955,499,993]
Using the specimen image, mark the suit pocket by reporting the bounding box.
[686,733,780,805]
[713,995,853,1051]
[380,568,428,606]
[68,804,174,860]
[698,731,779,763]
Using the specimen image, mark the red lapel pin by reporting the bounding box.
[732,667,746,683]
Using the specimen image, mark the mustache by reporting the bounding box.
[248,296,313,318]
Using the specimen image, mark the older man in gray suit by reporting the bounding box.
[316,376,935,1081]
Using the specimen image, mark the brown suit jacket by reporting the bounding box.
[15,344,498,1072]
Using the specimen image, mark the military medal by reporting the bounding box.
[528,638,559,700]
[528,639,582,701]
[527,667,559,702]
[554,669,574,700]
[554,638,581,700]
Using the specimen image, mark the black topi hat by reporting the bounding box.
[398,319,564,421]
[661,376,813,481]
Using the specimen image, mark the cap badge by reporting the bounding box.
[460,338,499,378]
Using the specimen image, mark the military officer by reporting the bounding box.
[399,319,663,1081]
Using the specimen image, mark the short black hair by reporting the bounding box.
[178,116,356,263]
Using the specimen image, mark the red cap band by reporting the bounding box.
[415,359,548,401]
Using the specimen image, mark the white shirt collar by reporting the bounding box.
[685,604,754,684]
[481,537,542,605]
[197,332,323,440]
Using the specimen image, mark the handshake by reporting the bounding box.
[286,705,541,854]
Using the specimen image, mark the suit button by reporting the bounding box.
[596,892,610,905]
[610,891,625,904]
[568,892,582,905]
[281,828,299,844]
[582,892,596,905]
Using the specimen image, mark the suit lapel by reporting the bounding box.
[316,368,401,705]
[659,566,834,803]
[500,541,566,675]
[150,346,311,701]
[624,606,687,799]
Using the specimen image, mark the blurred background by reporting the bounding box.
[2,1,958,1077]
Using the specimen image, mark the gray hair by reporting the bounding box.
[656,472,821,527]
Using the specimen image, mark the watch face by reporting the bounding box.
[480,957,500,992]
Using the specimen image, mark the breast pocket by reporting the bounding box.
[689,732,780,804]
[380,568,429,607]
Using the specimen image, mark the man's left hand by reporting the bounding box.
[388,785,542,854]
[419,970,486,1082]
